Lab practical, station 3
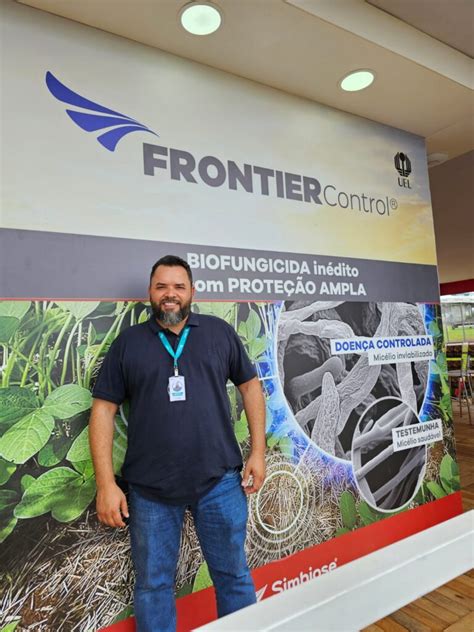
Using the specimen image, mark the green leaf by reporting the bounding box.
[0,317,20,343]
[266,433,279,449]
[439,392,452,420]
[440,477,452,495]
[67,426,91,462]
[0,302,31,320]
[339,491,357,529]
[428,320,441,338]
[43,384,92,420]
[113,415,128,475]
[70,459,94,478]
[248,337,268,361]
[357,500,378,526]
[15,467,79,518]
[87,322,97,345]
[193,561,213,592]
[450,476,461,492]
[0,387,38,427]
[335,527,351,537]
[440,454,455,481]
[114,302,126,316]
[0,515,17,543]
[436,352,447,372]
[21,474,35,493]
[234,412,249,443]
[0,620,21,632]
[197,302,235,323]
[245,309,261,340]
[67,426,94,477]
[55,302,100,320]
[426,481,447,500]
[0,489,18,511]
[0,457,16,485]
[278,436,293,458]
[38,436,70,467]
[439,454,455,493]
[0,408,54,464]
[451,459,459,479]
[138,308,149,324]
[15,466,95,521]
[76,344,88,359]
[0,489,19,543]
[52,477,96,522]
[237,321,248,340]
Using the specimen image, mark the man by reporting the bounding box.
[89,255,266,632]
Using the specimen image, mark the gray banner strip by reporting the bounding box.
[0,229,440,302]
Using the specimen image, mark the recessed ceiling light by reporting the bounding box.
[427,152,449,167]
[340,70,375,92]
[180,2,222,36]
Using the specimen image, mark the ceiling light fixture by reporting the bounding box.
[180,2,222,36]
[427,152,449,167]
[340,70,375,92]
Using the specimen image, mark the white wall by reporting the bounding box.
[429,150,474,283]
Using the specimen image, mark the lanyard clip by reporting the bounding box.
[174,364,179,377]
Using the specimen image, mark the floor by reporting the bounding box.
[362,409,474,632]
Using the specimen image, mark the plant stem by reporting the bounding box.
[6,346,42,386]
[1,344,9,386]
[76,321,83,387]
[36,314,63,402]
[5,309,64,390]
[83,303,133,389]
[60,320,80,386]
[46,313,73,387]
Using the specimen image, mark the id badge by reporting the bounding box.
[168,375,186,402]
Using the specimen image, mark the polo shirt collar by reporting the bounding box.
[147,310,200,334]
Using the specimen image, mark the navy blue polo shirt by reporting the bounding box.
[92,312,256,504]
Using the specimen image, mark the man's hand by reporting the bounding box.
[96,482,129,528]
[241,451,266,495]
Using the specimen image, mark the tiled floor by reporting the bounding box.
[362,410,474,631]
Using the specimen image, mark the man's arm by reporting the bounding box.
[238,376,266,495]
[89,398,129,528]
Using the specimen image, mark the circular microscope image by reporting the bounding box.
[351,397,426,511]
[277,300,429,460]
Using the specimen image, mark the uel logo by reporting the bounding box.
[394,152,412,189]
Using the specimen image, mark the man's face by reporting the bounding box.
[149,265,194,326]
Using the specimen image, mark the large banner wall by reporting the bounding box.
[0,1,462,630]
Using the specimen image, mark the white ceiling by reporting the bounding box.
[16,0,474,163]
[367,0,474,58]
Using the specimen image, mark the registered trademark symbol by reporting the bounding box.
[390,198,398,209]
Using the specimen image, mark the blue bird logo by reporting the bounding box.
[45,71,158,152]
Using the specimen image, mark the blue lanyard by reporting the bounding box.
[158,326,191,376]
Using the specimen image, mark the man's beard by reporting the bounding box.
[151,298,191,326]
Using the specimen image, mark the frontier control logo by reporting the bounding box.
[45,72,157,152]
[46,72,398,216]
[144,144,398,216]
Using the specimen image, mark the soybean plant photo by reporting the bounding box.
[0,300,271,630]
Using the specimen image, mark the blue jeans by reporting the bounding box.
[129,470,256,632]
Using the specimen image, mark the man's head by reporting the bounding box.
[149,255,194,326]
